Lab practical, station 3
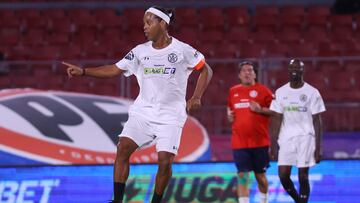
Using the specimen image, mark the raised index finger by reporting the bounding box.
[62,61,75,67]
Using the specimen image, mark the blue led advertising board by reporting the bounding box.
[0,161,359,203]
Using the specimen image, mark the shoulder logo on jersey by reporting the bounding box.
[249,90,258,98]
[124,51,134,60]
[168,53,178,63]
[299,94,307,102]
[194,51,199,58]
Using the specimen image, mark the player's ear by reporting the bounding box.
[159,20,167,29]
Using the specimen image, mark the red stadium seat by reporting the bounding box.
[6,46,32,60]
[0,30,19,45]
[212,42,239,58]
[253,14,278,32]
[47,33,69,45]
[239,43,264,59]
[122,8,145,31]
[199,7,225,31]
[305,71,329,93]
[21,29,45,46]
[288,43,318,57]
[251,30,276,44]
[344,61,360,72]
[224,27,250,43]
[42,9,66,19]
[22,16,48,30]
[59,45,82,60]
[174,7,200,30]
[29,46,60,60]
[95,9,123,29]
[18,9,41,19]
[69,9,97,30]
[197,43,215,58]
[317,60,342,72]
[280,6,305,32]
[199,30,224,43]
[330,72,356,91]
[329,15,353,30]
[266,67,288,90]
[305,14,328,30]
[173,28,198,46]
[224,6,250,29]
[0,77,11,89]
[318,43,342,57]
[303,26,329,44]
[48,18,74,34]
[280,15,304,32]
[281,5,305,16]
[329,26,354,43]
[307,6,331,16]
[263,43,289,57]
[277,30,302,44]
[256,5,279,16]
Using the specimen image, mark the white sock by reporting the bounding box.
[238,197,249,203]
[259,192,268,203]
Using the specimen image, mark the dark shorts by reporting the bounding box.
[233,146,270,173]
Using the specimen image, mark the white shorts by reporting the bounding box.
[278,135,316,168]
[119,115,183,155]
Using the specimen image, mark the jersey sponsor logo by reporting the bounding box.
[300,94,307,102]
[284,106,308,112]
[168,53,178,63]
[125,51,134,60]
[249,90,258,98]
[144,67,176,75]
[0,89,209,166]
[234,102,249,109]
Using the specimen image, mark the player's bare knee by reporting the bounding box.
[279,172,290,181]
[257,175,268,186]
[298,173,309,182]
[116,143,133,161]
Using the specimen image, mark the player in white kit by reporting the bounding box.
[270,59,325,203]
[63,6,213,203]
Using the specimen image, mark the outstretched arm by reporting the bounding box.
[63,62,123,78]
[270,112,283,160]
[313,113,323,163]
[186,62,213,112]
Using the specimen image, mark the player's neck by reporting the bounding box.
[290,79,304,89]
[241,81,256,87]
[152,33,172,49]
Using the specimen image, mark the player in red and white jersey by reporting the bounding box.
[63,6,213,203]
[227,61,273,203]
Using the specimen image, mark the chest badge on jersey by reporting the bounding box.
[299,94,307,102]
[168,53,178,63]
[249,90,258,98]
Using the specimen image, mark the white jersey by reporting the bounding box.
[270,82,326,141]
[115,37,205,126]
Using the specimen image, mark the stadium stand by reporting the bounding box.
[0,2,359,133]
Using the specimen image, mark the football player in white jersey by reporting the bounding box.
[270,59,325,203]
[63,6,213,203]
